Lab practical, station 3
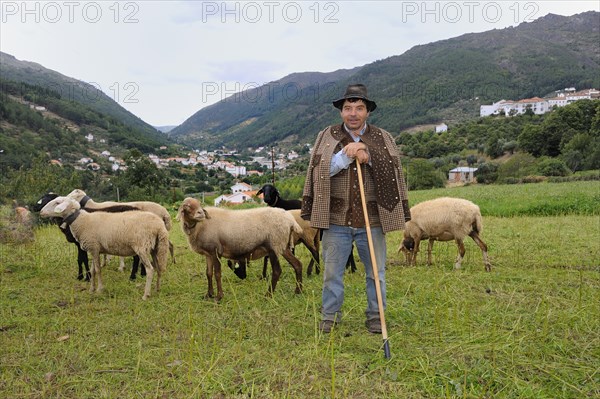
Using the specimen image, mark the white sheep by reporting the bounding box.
[177,197,303,301]
[398,197,492,271]
[230,209,320,280]
[66,189,175,267]
[40,196,170,300]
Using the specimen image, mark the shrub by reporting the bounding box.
[405,158,447,190]
[497,152,537,183]
[475,162,499,184]
[521,175,547,184]
[0,206,34,245]
[536,157,571,177]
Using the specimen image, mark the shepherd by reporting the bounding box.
[301,84,411,343]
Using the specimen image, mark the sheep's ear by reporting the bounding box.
[54,200,70,214]
[194,208,209,221]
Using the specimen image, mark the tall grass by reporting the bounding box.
[1,181,599,398]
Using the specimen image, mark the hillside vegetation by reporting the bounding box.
[0,52,159,137]
[0,79,171,171]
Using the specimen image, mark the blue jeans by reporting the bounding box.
[321,224,387,322]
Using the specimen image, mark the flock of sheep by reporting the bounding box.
[28,186,492,301]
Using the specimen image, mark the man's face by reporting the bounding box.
[341,99,369,132]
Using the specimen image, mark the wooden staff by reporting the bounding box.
[355,160,391,359]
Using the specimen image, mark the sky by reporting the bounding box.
[1,1,599,127]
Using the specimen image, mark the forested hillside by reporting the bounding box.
[0,52,161,139]
[397,99,600,189]
[0,79,171,171]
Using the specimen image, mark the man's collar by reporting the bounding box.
[343,123,367,137]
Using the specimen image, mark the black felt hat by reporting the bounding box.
[332,84,377,112]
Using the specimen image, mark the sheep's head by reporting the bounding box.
[177,197,209,234]
[66,189,87,202]
[40,196,80,219]
[257,184,278,205]
[397,235,415,265]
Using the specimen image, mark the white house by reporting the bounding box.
[481,88,599,117]
[435,123,448,133]
[448,167,478,183]
[231,182,253,193]
[214,192,254,206]
[226,164,247,177]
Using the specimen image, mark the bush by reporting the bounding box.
[0,206,34,245]
[497,152,537,183]
[475,162,499,184]
[536,157,571,177]
[521,175,547,184]
[405,158,446,190]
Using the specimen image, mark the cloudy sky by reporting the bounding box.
[1,1,598,126]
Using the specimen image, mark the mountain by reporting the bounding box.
[155,125,177,133]
[170,11,600,149]
[0,52,164,142]
[0,54,174,171]
[169,67,362,148]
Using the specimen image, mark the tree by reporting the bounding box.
[474,162,499,184]
[466,154,478,166]
[405,158,446,190]
[518,124,544,157]
[485,134,504,158]
[120,149,169,201]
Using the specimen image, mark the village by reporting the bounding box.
[480,87,599,117]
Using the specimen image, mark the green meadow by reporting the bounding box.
[1,181,599,398]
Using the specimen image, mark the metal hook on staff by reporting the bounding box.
[355,159,391,359]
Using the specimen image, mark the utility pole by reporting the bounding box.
[271,146,276,185]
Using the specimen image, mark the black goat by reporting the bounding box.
[33,192,144,281]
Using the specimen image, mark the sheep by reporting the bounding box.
[66,189,175,264]
[398,197,492,271]
[177,197,304,301]
[33,192,145,281]
[40,196,169,300]
[228,209,320,281]
[257,184,357,274]
[257,183,302,209]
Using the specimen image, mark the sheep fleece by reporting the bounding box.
[183,206,301,258]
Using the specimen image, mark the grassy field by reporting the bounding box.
[1,182,599,398]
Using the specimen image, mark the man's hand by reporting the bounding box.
[343,142,369,163]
